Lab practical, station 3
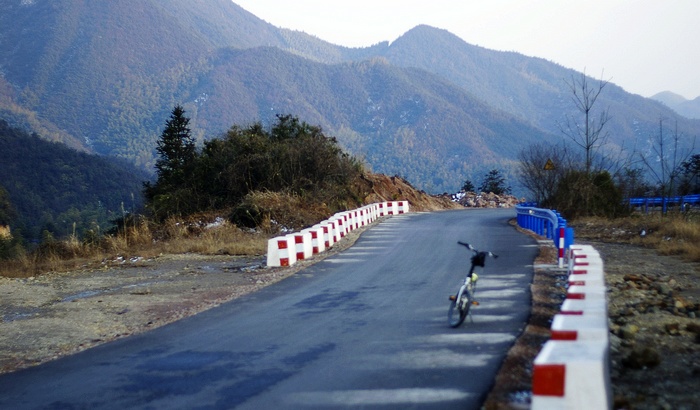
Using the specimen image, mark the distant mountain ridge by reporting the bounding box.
[0,0,698,193]
[651,91,700,120]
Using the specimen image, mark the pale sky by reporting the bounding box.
[234,0,700,100]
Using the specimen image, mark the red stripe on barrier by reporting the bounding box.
[296,252,304,260]
[559,310,583,315]
[551,330,578,341]
[533,364,566,396]
[278,240,287,249]
[569,280,585,286]
[567,292,585,300]
[280,258,289,267]
[571,270,588,275]
[295,235,303,244]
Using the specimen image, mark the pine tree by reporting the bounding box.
[479,169,511,195]
[154,105,195,188]
[144,105,197,219]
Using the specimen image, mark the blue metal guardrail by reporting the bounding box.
[628,194,700,213]
[515,202,574,251]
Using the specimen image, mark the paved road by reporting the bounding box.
[0,208,537,409]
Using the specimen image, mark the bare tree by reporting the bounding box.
[639,117,697,205]
[559,70,611,174]
[517,142,572,205]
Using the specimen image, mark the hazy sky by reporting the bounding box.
[234,0,699,100]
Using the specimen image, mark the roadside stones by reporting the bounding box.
[450,191,522,208]
[619,324,639,340]
[656,282,673,296]
[622,346,661,369]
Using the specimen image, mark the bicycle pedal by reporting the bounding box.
[472,301,480,306]
[448,295,456,301]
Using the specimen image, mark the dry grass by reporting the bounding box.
[0,214,268,279]
[572,211,700,262]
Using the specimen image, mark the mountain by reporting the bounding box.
[651,91,700,120]
[0,0,698,194]
[0,120,147,241]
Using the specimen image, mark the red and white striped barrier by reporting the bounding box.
[266,236,297,267]
[316,222,337,248]
[557,227,566,268]
[302,226,326,255]
[550,313,609,342]
[565,284,606,302]
[266,201,410,267]
[560,298,607,315]
[533,245,611,409]
[532,340,611,409]
[290,231,313,261]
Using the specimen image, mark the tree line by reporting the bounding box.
[143,107,363,225]
[516,71,699,219]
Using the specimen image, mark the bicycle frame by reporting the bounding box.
[448,242,498,327]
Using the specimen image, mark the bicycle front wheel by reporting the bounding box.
[448,298,464,327]
[448,285,473,328]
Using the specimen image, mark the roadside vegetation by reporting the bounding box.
[1,108,362,277]
[573,212,700,262]
[517,71,700,261]
[0,108,411,278]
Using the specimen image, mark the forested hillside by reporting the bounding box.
[0,121,147,241]
[0,0,698,194]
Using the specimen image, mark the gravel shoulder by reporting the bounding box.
[485,231,700,410]
[0,227,365,375]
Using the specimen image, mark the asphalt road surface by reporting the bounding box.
[0,208,537,409]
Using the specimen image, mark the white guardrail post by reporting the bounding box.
[266,201,410,267]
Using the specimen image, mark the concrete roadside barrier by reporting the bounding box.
[559,298,607,315]
[316,222,337,248]
[302,226,326,255]
[290,231,313,261]
[532,340,611,409]
[550,313,609,342]
[568,264,605,287]
[332,213,348,238]
[566,284,606,301]
[266,236,297,267]
[266,201,410,267]
[378,202,389,216]
[533,244,611,409]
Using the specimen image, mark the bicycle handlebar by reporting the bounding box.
[457,241,499,259]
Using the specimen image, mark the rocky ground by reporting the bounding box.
[485,225,700,410]
[1,215,698,410]
[597,241,699,410]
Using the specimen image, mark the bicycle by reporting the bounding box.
[448,241,499,328]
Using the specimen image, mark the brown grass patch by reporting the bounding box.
[573,212,700,262]
[0,214,268,278]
